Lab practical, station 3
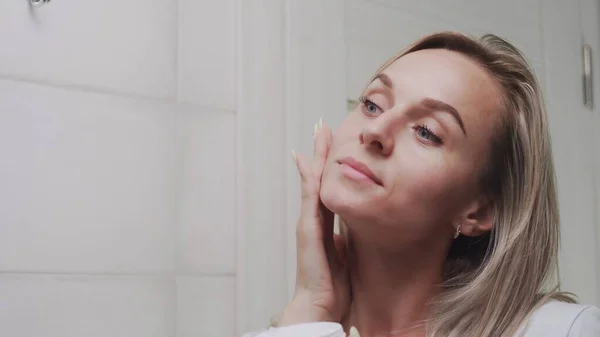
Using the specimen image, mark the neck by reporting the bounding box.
[343,226,450,337]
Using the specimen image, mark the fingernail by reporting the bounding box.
[349,326,360,337]
[292,149,297,164]
[313,123,318,140]
[318,117,323,129]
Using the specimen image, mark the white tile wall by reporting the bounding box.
[0,80,177,273]
[176,106,236,274]
[370,0,539,32]
[4,0,596,336]
[0,275,175,337]
[0,0,239,335]
[345,0,543,100]
[179,0,236,110]
[176,276,235,337]
[0,1,177,99]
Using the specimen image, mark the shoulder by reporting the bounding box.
[520,301,600,337]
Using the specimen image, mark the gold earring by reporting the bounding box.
[453,222,462,239]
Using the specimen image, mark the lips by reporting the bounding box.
[338,156,383,186]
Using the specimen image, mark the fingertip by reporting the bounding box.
[317,122,333,145]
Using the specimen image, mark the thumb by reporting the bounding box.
[293,150,319,218]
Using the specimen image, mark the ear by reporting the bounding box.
[454,196,494,237]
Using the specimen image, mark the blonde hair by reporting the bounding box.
[352,32,575,337]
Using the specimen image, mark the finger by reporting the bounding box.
[313,121,335,249]
[293,151,319,218]
[312,120,333,183]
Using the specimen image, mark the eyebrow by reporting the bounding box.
[373,73,394,88]
[420,98,467,136]
[372,73,467,136]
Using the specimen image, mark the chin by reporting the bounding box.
[320,178,376,222]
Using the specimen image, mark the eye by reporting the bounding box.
[413,124,443,144]
[359,96,382,116]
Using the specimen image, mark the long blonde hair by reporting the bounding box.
[351,32,575,337]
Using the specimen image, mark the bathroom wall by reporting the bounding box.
[0,1,237,336]
[1,1,599,337]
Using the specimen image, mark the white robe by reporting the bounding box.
[243,301,600,337]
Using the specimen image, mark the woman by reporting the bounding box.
[246,32,600,337]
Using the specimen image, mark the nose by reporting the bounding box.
[359,118,395,156]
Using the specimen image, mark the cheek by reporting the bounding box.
[320,171,381,224]
[400,171,455,206]
[320,155,379,219]
[319,176,338,212]
[383,153,468,220]
[319,116,372,215]
[320,160,356,215]
[320,118,360,192]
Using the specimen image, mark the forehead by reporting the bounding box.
[381,49,503,128]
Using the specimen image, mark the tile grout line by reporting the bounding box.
[174,0,183,335]
[0,73,175,104]
[0,270,235,277]
[0,73,236,114]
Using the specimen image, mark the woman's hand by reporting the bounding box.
[278,119,350,326]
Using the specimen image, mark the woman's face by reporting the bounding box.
[320,49,503,245]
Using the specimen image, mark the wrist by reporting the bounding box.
[277,295,336,327]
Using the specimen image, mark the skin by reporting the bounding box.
[282,49,504,336]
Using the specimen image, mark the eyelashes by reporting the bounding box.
[413,124,443,144]
[359,96,382,116]
[358,95,443,145]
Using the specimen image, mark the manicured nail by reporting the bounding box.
[349,326,360,337]
[292,149,297,164]
[318,117,323,129]
[313,123,318,140]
